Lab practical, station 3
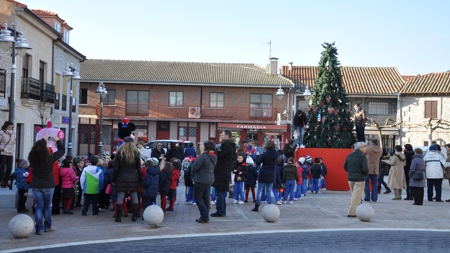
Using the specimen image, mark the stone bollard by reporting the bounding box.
[8,214,34,238]
[261,204,280,223]
[143,205,164,227]
[356,203,374,222]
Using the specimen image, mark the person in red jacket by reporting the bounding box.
[166,158,181,211]
[59,159,78,214]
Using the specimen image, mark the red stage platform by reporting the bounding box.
[294,148,353,191]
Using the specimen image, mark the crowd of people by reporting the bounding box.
[344,139,450,217]
[7,123,450,234]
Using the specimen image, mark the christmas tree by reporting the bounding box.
[303,42,356,148]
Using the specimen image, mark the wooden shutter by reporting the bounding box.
[424,101,437,119]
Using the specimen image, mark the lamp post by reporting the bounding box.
[0,21,32,123]
[63,63,80,157]
[95,82,107,156]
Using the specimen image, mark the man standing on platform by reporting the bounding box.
[293,110,307,147]
[211,130,236,218]
[343,142,369,217]
[353,103,367,142]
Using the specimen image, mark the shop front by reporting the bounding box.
[217,123,290,149]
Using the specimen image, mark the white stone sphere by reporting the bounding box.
[356,203,374,222]
[261,204,280,223]
[8,214,34,238]
[143,205,164,226]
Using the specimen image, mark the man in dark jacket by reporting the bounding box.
[343,141,369,217]
[293,110,307,147]
[211,130,236,217]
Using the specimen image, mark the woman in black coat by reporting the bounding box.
[252,140,278,212]
[112,137,141,222]
[165,142,178,162]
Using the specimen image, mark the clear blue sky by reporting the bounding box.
[27,0,449,75]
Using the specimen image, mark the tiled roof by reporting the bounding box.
[280,66,404,94]
[402,75,416,82]
[401,72,450,95]
[80,59,293,87]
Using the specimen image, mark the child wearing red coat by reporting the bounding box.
[166,159,181,211]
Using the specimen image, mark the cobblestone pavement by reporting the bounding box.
[1,178,450,252]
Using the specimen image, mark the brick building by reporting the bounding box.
[79,58,294,156]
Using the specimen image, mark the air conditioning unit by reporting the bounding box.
[188,107,200,118]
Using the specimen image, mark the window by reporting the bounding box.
[210,92,224,108]
[54,21,61,32]
[424,101,437,119]
[169,91,183,107]
[180,127,197,137]
[0,69,6,98]
[102,125,112,145]
[80,124,90,144]
[126,90,149,115]
[297,100,308,112]
[64,29,70,43]
[368,102,389,115]
[61,94,67,111]
[79,88,87,104]
[104,89,115,105]
[250,93,273,117]
[39,62,45,83]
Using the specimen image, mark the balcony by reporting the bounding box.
[20,77,55,106]
[95,103,278,123]
[21,77,41,100]
[41,82,55,104]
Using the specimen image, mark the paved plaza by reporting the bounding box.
[0,179,449,252]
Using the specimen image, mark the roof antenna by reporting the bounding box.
[267,40,272,58]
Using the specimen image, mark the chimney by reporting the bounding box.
[269,57,279,75]
[289,62,293,71]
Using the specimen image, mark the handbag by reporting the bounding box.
[412,172,423,181]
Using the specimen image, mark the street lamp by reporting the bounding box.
[63,63,80,157]
[276,84,285,100]
[303,87,311,103]
[95,82,107,156]
[0,21,32,123]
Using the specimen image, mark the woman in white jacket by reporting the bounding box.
[0,121,16,188]
[424,145,446,202]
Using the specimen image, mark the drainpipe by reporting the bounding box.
[397,92,402,146]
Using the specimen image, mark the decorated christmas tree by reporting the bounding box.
[303,42,356,148]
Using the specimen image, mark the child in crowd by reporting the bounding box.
[298,157,310,196]
[159,162,172,212]
[184,157,196,205]
[59,159,79,214]
[80,156,104,215]
[137,157,146,217]
[232,153,247,204]
[141,158,159,212]
[166,159,181,211]
[294,159,304,200]
[98,158,110,212]
[305,155,313,193]
[272,157,284,205]
[14,159,30,213]
[283,157,299,204]
[244,156,258,203]
[319,158,328,190]
[73,157,85,208]
[310,157,324,194]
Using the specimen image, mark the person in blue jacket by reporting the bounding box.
[141,158,160,211]
[15,159,30,213]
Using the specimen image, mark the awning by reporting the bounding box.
[364,126,399,136]
[78,114,98,119]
